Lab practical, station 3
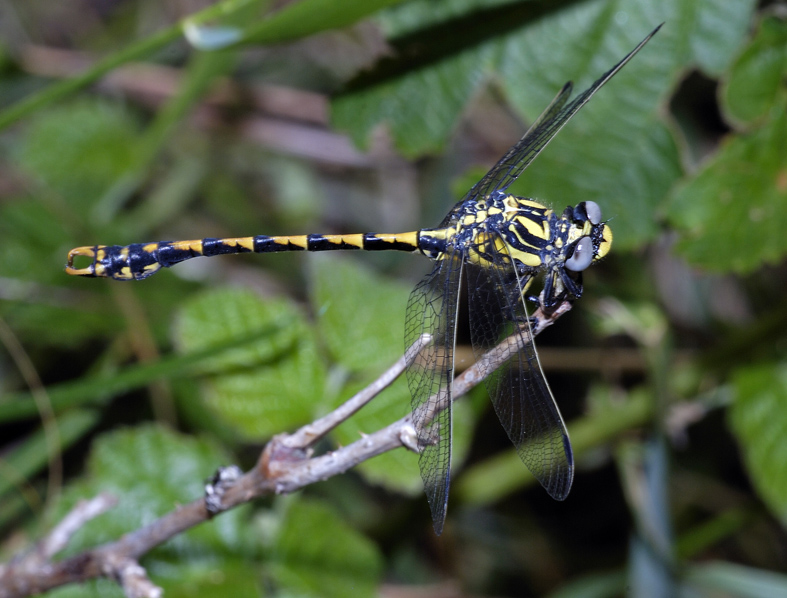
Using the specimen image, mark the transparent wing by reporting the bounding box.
[404,249,463,536]
[463,24,661,203]
[465,237,573,500]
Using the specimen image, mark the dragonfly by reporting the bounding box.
[66,26,660,535]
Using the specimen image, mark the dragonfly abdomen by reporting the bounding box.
[66,231,422,280]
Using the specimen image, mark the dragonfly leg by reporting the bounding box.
[539,268,584,311]
[556,269,583,303]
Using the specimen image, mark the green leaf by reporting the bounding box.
[310,255,411,373]
[334,0,702,248]
[335,0,764,250]
[728,362,787,524]
[333,42,497,156]
[684,561,787,598]
[0,327,287,423]
[15,100,140,213]
[722,16,787,126]
[685,0,758,77]
[230,0,408,46]
[676,508,751,560]
[201,346,324,438]
[47,426,262,595]
[0,304,115,350]
[48,559,264,598]
[156,559,263,598]
[91,53,238,226]
[667,106,787,273]
[0,410,98,500]
[173,288,300,373]
[378,0,523,37]
[48,580,125,598]
[51,425,254,557]
[668,12,787,273]
[267,498,383,598]
[0,199,75,282]
[173,288,327,439]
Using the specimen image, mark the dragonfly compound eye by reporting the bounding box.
[583,201,602,225]
[564,236,594,272]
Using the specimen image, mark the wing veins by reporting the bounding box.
[404,247,463,535]
[465,237,573,500]
[464,24,662,203]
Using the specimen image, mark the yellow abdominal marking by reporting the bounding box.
[375,231,419,246]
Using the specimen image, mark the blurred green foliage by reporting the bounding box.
[1,0,786,596]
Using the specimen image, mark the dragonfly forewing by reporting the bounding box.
[464,24,662,204]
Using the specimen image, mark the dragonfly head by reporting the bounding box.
[564,201,612,272]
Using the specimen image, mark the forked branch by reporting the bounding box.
[0,300,571,598]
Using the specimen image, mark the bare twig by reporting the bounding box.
[0,301,570,598]
[38,494,118,560]
[282,334,432,450]
[0,494,118,597]
[107,557,162,598]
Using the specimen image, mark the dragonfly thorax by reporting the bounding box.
[416,193,613,308]
[471,192,610,262]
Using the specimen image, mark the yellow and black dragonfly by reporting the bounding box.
[67,26,660,534]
